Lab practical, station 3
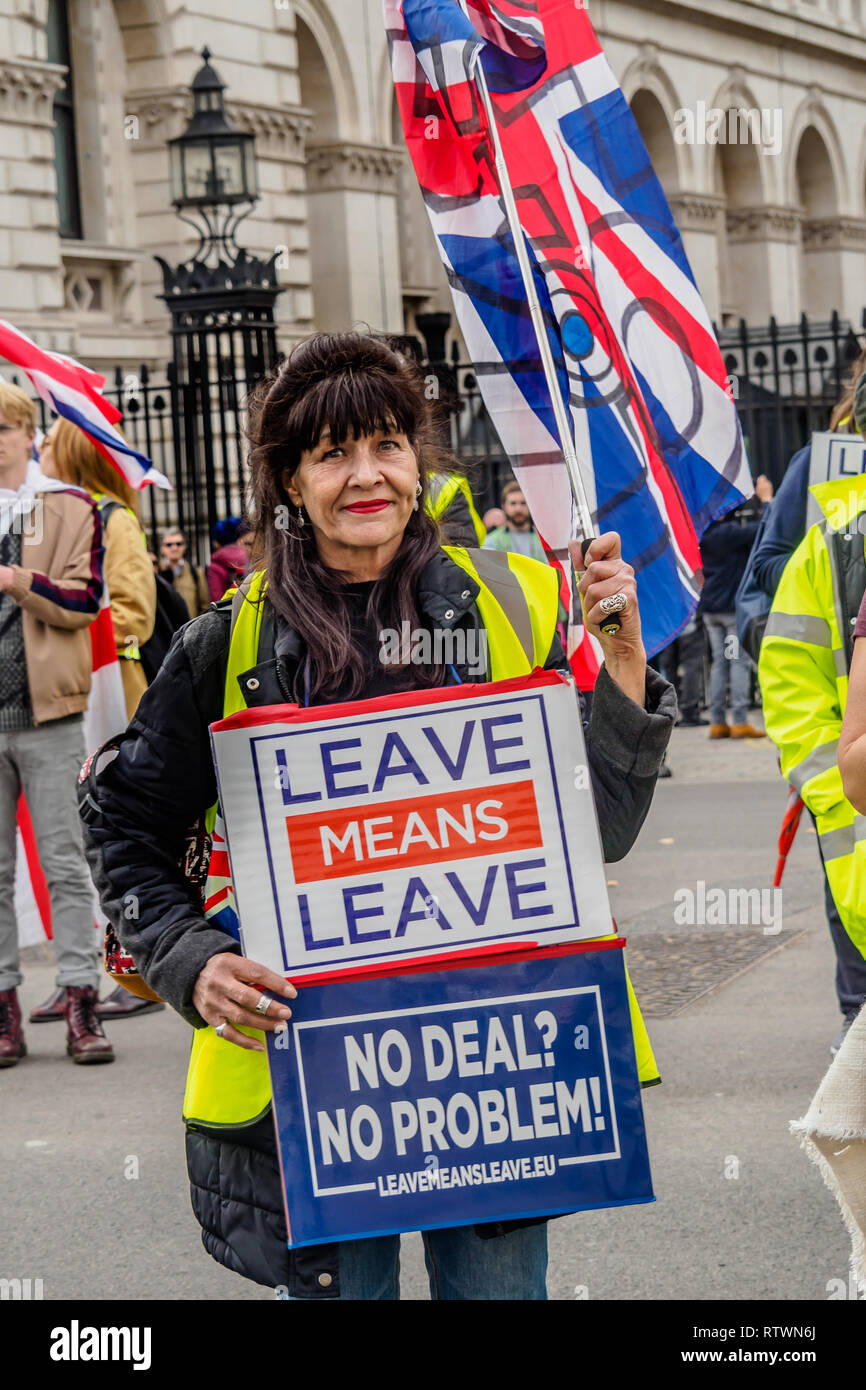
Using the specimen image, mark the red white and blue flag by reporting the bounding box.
[0,319,170,491]
[387,0,752,658]
[203,819,241,942]
[16,592,126,949]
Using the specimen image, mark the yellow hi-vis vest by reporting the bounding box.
[183,551,659,1128]
[759,472,866,959]
[426,473,487,547]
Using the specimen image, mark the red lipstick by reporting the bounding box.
[345,500,391,513]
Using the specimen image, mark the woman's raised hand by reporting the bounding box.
[570,531,647,705]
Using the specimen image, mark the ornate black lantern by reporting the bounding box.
[168,47,257,210]
[157,45,279,290]
[156,47,284,567]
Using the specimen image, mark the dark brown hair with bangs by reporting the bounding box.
[247,331,450,703]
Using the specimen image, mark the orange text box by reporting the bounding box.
[287,779,542,883]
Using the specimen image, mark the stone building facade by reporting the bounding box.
[0,0,864,376]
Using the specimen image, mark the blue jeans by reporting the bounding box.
[703,612,751,725]
[284,1222,549,1300]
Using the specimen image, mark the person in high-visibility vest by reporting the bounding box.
[759,382,866,1058]
[741,351,866,1054]
[81,332,675,1301]
[425,468,486,546]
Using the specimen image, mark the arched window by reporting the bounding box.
[46,0,83,240]
[297,18,343,329]
[715,124,767,323]
[297,19,340,143]
[391,92,448,326]
[795,126,840,317]
[629,90,679,197]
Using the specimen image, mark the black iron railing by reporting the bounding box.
[12,308,865,566]
[13,355,271,567]
[716,310,866,489]
[413,309,866,509]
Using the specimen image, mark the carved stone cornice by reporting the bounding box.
[726,204,803,242]
[124,89,191,145]
[0,59,66,126]
[124,91,313,160]
[226,102,313,161]
[668,192,726,231]
[802,216,866,251]
[306,142,405,195]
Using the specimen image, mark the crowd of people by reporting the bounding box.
[1,328,865,1298]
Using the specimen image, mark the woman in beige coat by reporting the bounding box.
[40,420,155,723]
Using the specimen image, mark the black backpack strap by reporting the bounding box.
[77,736,124,827]
[94,497,123,527]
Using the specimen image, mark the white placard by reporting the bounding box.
[210,673,612,979]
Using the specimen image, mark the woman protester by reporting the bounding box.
[80,333,675,1301]
[40,420,156,723]
[35,419,164,1025]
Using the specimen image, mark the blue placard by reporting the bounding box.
[267,946,654,1247]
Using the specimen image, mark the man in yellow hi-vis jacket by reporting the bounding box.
[759,470,866,1052]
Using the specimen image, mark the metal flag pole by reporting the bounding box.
[472,54,622,635]
[473,60,592,537]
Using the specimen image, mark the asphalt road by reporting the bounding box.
[1,725,857,1301]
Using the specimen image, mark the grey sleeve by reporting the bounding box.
[585,665,677,862]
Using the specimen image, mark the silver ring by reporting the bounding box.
[254,994,271,1017]
[599,592,628,615]
[215,1022,228,1039]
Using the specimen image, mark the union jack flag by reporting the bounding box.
[387,0,752,660]
[0,319,170,490]
[203,819,241,943]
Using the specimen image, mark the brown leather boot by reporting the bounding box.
[29,986,69,1023]
[95,984,165,1019]
[0,988,27,1067]
[65,986,115,1064]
